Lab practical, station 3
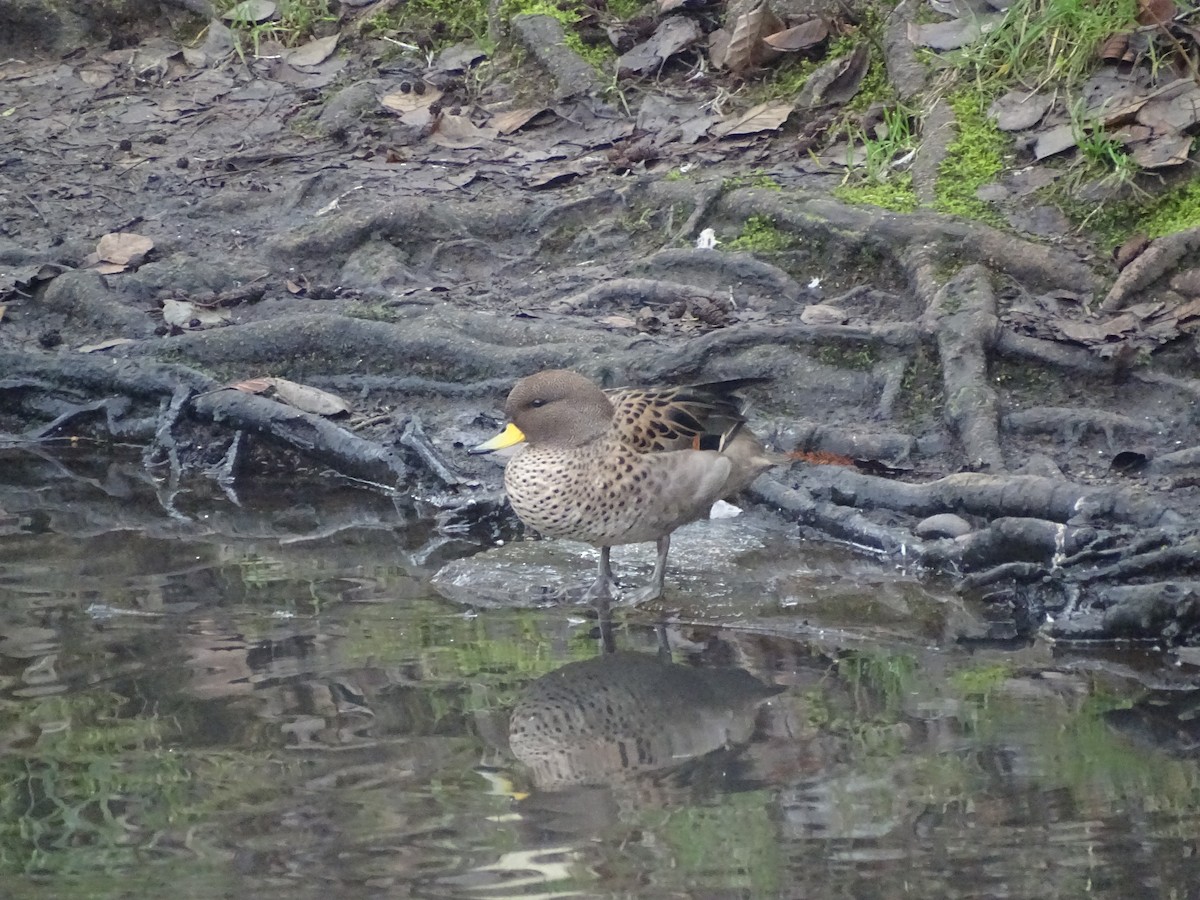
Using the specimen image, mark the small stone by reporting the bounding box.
[799,303,847,325]
[914,513,972,539]
[1169,267,1200,296]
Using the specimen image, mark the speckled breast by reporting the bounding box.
[503,441,672,546]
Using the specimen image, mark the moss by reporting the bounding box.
[834,173,919,212]
[727,215,797,252]
[1084,173,1200,246]
[816,344,880,370]
[501,0,615,68]
[933,91,1007,225]
[723,169,782,191]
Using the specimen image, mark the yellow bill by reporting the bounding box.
[469,422,526,454]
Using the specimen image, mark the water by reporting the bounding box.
[2,449,1198,899]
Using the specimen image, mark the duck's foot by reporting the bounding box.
[581,546,617,602]
[620,535,670,606]
[622,583,664,606]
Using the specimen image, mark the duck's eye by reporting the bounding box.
[529,398,547,408]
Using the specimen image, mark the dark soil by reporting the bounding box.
[3,1,1200,645]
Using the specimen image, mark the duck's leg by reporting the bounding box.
[624,534,671,605]
[582,546,616,601]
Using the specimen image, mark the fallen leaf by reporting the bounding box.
[763,18,828,51]
[617,16,702,76]
[222,0,275,23]
[430,42,487,74]
[798,43,870,107]
[230,378,274,394]
[1136,0,1177,25]
[0,304,6,323]
[1033,123,1078,159]
[261,377,351,416]
[1128,130,1192,169]
[908,16,998,51]
[712,101,794,137]
[596,314,637,329]
[430,114,497,148]
[76,338,136,353]
[379,84,446,120]
[719,0,784,73]
[1135,85,1200,131]
[96,232,154,267]
[988,90,1052,131]
[162,298,228,328]
[285,34,338,68]
[492,106,551,134]
[1115,234,1149,270]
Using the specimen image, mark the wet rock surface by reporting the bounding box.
[2,4,1200,645]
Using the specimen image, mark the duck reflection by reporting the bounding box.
[508,602,782,793]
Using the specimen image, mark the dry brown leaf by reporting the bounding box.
[1136,86,1200,131]
[0,304,6,323]
[380,86,443,113]
[711,101,794,137]
[162,298,228,328]
[230,378,274,394]
[763,18,828,51]
[76,338,136,353]
[723,1,783,73]
[798,43,869,107]
[286,34,338,68]
[907,17,995,51]
[492,107,550,134]
[1128,130,1192,169]
[431,114,497,148]
[1137,0,1177,26]
[1099,33,1132,62]
[596,314,637,329]
[96,232,153,266]
[261,377,351,416]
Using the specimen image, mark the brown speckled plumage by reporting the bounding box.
[474,370,783,603]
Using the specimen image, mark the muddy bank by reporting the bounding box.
[2,4,1199,645]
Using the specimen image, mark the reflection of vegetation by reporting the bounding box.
[0,691,285,879]
[655,791,783,897]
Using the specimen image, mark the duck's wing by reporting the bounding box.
[604,378,768,453]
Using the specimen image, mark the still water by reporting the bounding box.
[1,450,1198,899]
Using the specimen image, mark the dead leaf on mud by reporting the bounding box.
[430,42,487,75]
[223,0,276,23]
[763,19,828,52]
[1135,85,1200,131]
[797,44,870,108]
[712,101,794,137]
[380,84,444,127]
[232,377,351,416]
[91,232,154,272]
[431,114,497,149]
[162,299,228,328]
[526,156,603,188]
[711,0,783,72]
[617,16,702,76]
[286,34,338,69]
[76,338,136,353]
[491,106,552,134]
[1136,0,1178,26]
[596,314,638,329]
[1127,130,1192,169]
[989,90,1052,131]
[1033,123,1078,160]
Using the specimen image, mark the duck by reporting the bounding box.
[470,369,782,603]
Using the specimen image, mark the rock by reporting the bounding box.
[1169,267,1200,296]
[914,513,972,539]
